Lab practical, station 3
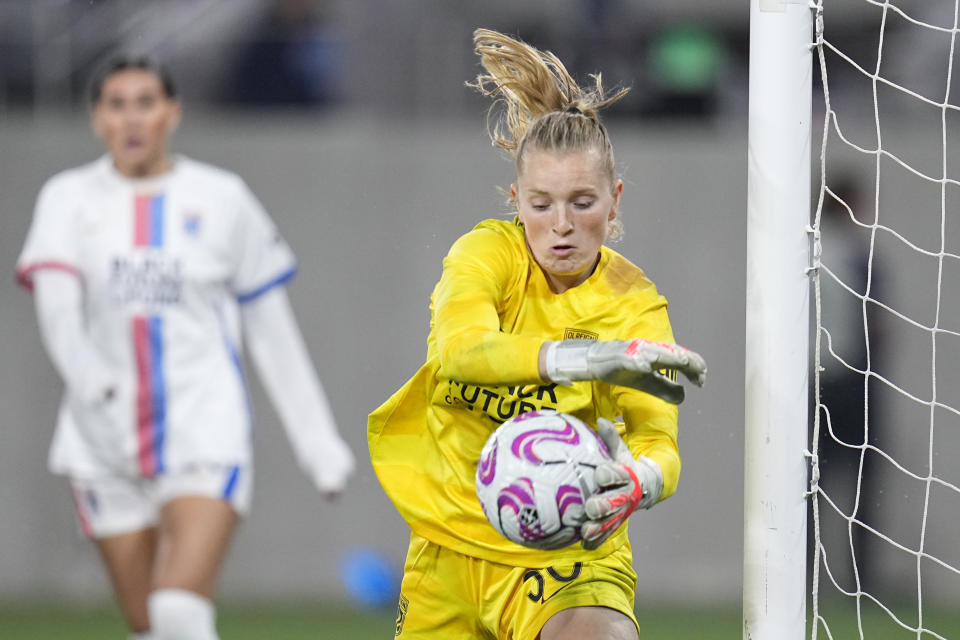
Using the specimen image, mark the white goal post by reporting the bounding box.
[744,0,813,638]
[748,0,960,637]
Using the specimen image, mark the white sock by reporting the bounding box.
[148,588,218,640]
[130,633,154,640]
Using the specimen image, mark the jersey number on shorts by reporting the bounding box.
[523,562,583,603]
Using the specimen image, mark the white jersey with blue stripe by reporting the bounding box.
[17,155,296,478]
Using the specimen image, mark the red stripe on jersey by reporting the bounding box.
[133,316,157,476]
[134,195,151,247]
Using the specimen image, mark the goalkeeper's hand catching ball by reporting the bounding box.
[581,418,664,550]
[544,338,706,404]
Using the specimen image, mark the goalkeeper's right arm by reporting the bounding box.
[541,339,707,404]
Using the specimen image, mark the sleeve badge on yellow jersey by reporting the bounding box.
[563,328,599,341]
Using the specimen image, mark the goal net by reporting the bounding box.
[810,1,960,637]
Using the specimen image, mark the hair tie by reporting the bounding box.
[566,105,582,115]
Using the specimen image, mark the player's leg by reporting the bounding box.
[148,465,248,640]
[95,528,158,634]
[539,606,639,640]
[153,495,238,595]
[148,495,237,640]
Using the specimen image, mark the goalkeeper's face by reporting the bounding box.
[91,69,182,178]
[513,148,622,294]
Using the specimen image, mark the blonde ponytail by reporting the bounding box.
[468,29,628,239]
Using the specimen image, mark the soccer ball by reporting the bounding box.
[475,410,611,550]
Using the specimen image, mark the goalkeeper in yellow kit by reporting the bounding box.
[369,29,707,640]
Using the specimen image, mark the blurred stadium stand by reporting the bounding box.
[0,0,902,121]
[0,0,749,120]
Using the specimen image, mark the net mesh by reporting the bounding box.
[810,1,960,637]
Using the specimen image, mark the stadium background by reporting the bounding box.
[2,1,958,636]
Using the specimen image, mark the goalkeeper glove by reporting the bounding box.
[581,418,663,550]
[544,339,707,404]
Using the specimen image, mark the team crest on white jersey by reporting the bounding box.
[182,212,202,236]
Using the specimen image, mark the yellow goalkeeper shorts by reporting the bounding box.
[393,532,639,639]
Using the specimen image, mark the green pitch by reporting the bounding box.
[1,601,958,638]
[0,602,398,640]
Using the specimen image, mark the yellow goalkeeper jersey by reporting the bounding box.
[368,218,681,566]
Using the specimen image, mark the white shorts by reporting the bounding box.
[69,464,252,539]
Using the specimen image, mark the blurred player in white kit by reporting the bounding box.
[16,56,354,640]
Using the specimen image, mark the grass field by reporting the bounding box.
[2,601,959,638]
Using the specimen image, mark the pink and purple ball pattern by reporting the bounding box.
[477,440,497,487]
[555,484,583,520]
[495,480,585,543]
[510,417,580,464]
[496,477,541,540]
